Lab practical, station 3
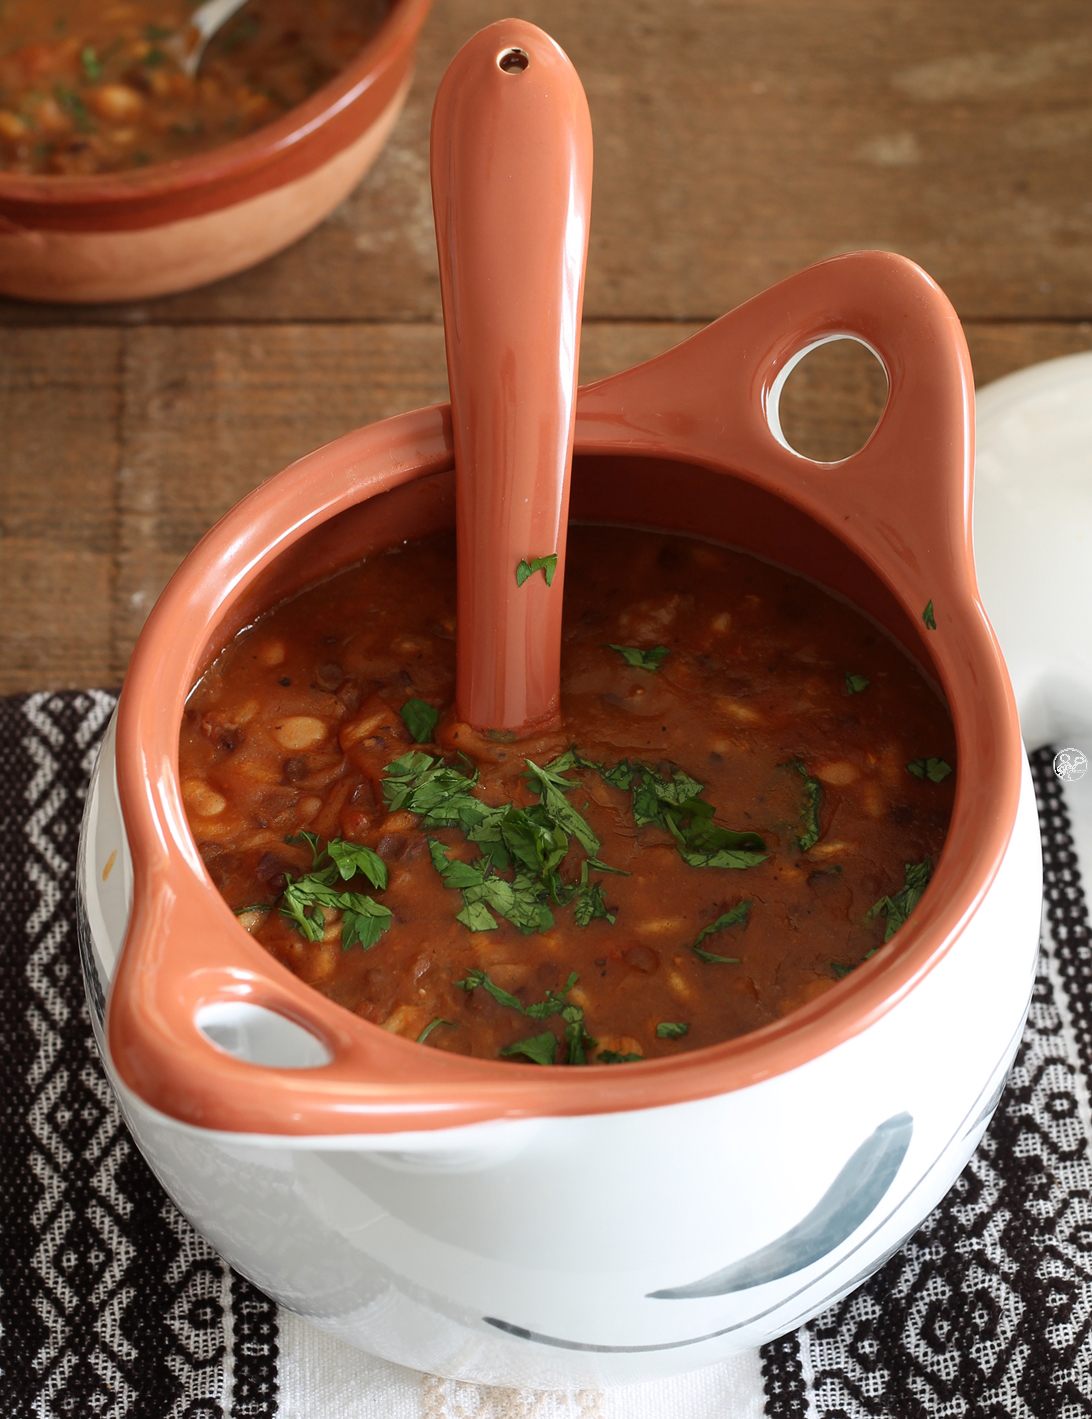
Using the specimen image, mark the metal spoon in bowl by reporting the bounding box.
[171,0,251,79]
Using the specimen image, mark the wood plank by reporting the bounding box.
[3,1,1091,326]
[0,330,120,694]
[3,317,1091,694]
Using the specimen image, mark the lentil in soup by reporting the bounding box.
[0,0,388,175]
[179,527,955,1066]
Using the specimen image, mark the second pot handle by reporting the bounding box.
[576,250,976,632]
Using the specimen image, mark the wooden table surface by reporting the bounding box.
[3,0,1091,694]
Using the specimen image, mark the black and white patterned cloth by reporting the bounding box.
[2,690,1090,1419]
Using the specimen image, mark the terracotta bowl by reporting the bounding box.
[0,0,431,304]
[78,252,1042,1386]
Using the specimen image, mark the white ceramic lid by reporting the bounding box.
[974,350,1092,754]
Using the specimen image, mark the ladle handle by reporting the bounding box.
[430,20,592,732]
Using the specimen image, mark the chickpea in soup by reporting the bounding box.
[179,527,956,1067]
[0,0,389,175]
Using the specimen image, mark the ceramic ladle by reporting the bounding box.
[430,20,593,734]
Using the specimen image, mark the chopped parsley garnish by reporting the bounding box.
[907,757,952,783]
[80,46,101,81]
[417,1018,455,1045]
[844,672,869,695]
[500,1032,558,1065]
[455,967,578,1019]
[562,1004,598,1064]
[387,748,619,934]
[515,554,558,587]
[399,697,439,743]
[523,757,601,855]
[429,840,554,934]
[922,600,936,630]
[831,947,879,980]
[382,750,479,824]
[554,749,766,871]
[791,759,823,852]
[53,85,93,132]
[691,901,749,962]
[277,833,391,950]
[142,47,167,67]
[597,1050,643,1064]
[233,903,270,917]
[656,1022,690,1039]
[868,858,932,942]
[604,644,671,672]
[457,970,594,1065]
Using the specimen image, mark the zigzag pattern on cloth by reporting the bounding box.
[0,692,278,1419]
[762,747,1092,1418]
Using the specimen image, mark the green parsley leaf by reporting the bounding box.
[515,554,558,587]
[284,829,324,866]
[233,903,270,917]
[831,962,854,979]
[500,1031,558,1065]
[142,47,167,67]
[791,759,823,853]
[455,966,522,1011]
[597,1049,643,1064]
[53,85,93,132]
[844,672,869,695]
[455,899,498,932]
[417,1017,455,1045]
[584,856,629,876]
[604,644,671,672]
[907,757,953,783]
[383,751,479,823]
[922,600,936,630]
[279,872,391,951]
[400,698,439,743]
[572,877,616,927]
[692,901,749,962]
[456,968,578,1022]
[524,757,601,856]
[868,857,932,942]
[562,1003,597,1064]
[340,897,393,951]
[80,46,101,80]
[327,839,388,890]
[585,758,766,870]
[656,1021,690,1039]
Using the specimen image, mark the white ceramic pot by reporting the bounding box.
[77,252,1043,1387]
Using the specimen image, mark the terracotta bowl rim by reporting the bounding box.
[0,0,428,206]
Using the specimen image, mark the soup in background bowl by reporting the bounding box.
[76,252,1041,1387]
[0,0,430,301]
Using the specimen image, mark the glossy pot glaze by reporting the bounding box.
[0,0,430,303]
[78,251,1042,1386]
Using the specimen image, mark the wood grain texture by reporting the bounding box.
[2,319,1089,693]
[2,0,1092,326]
[0,330,120,692]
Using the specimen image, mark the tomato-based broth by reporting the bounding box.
[0,0,388,175]
[179,527,955,1066]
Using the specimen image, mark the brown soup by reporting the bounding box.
[0,0,388,175]
[179,526,955,1066]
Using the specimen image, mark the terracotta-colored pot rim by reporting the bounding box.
[107,252,1025,1136]
[0,0,428,209]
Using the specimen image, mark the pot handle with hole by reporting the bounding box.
[574,249,976,636]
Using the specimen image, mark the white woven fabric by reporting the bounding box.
[275,1309,768,1418]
